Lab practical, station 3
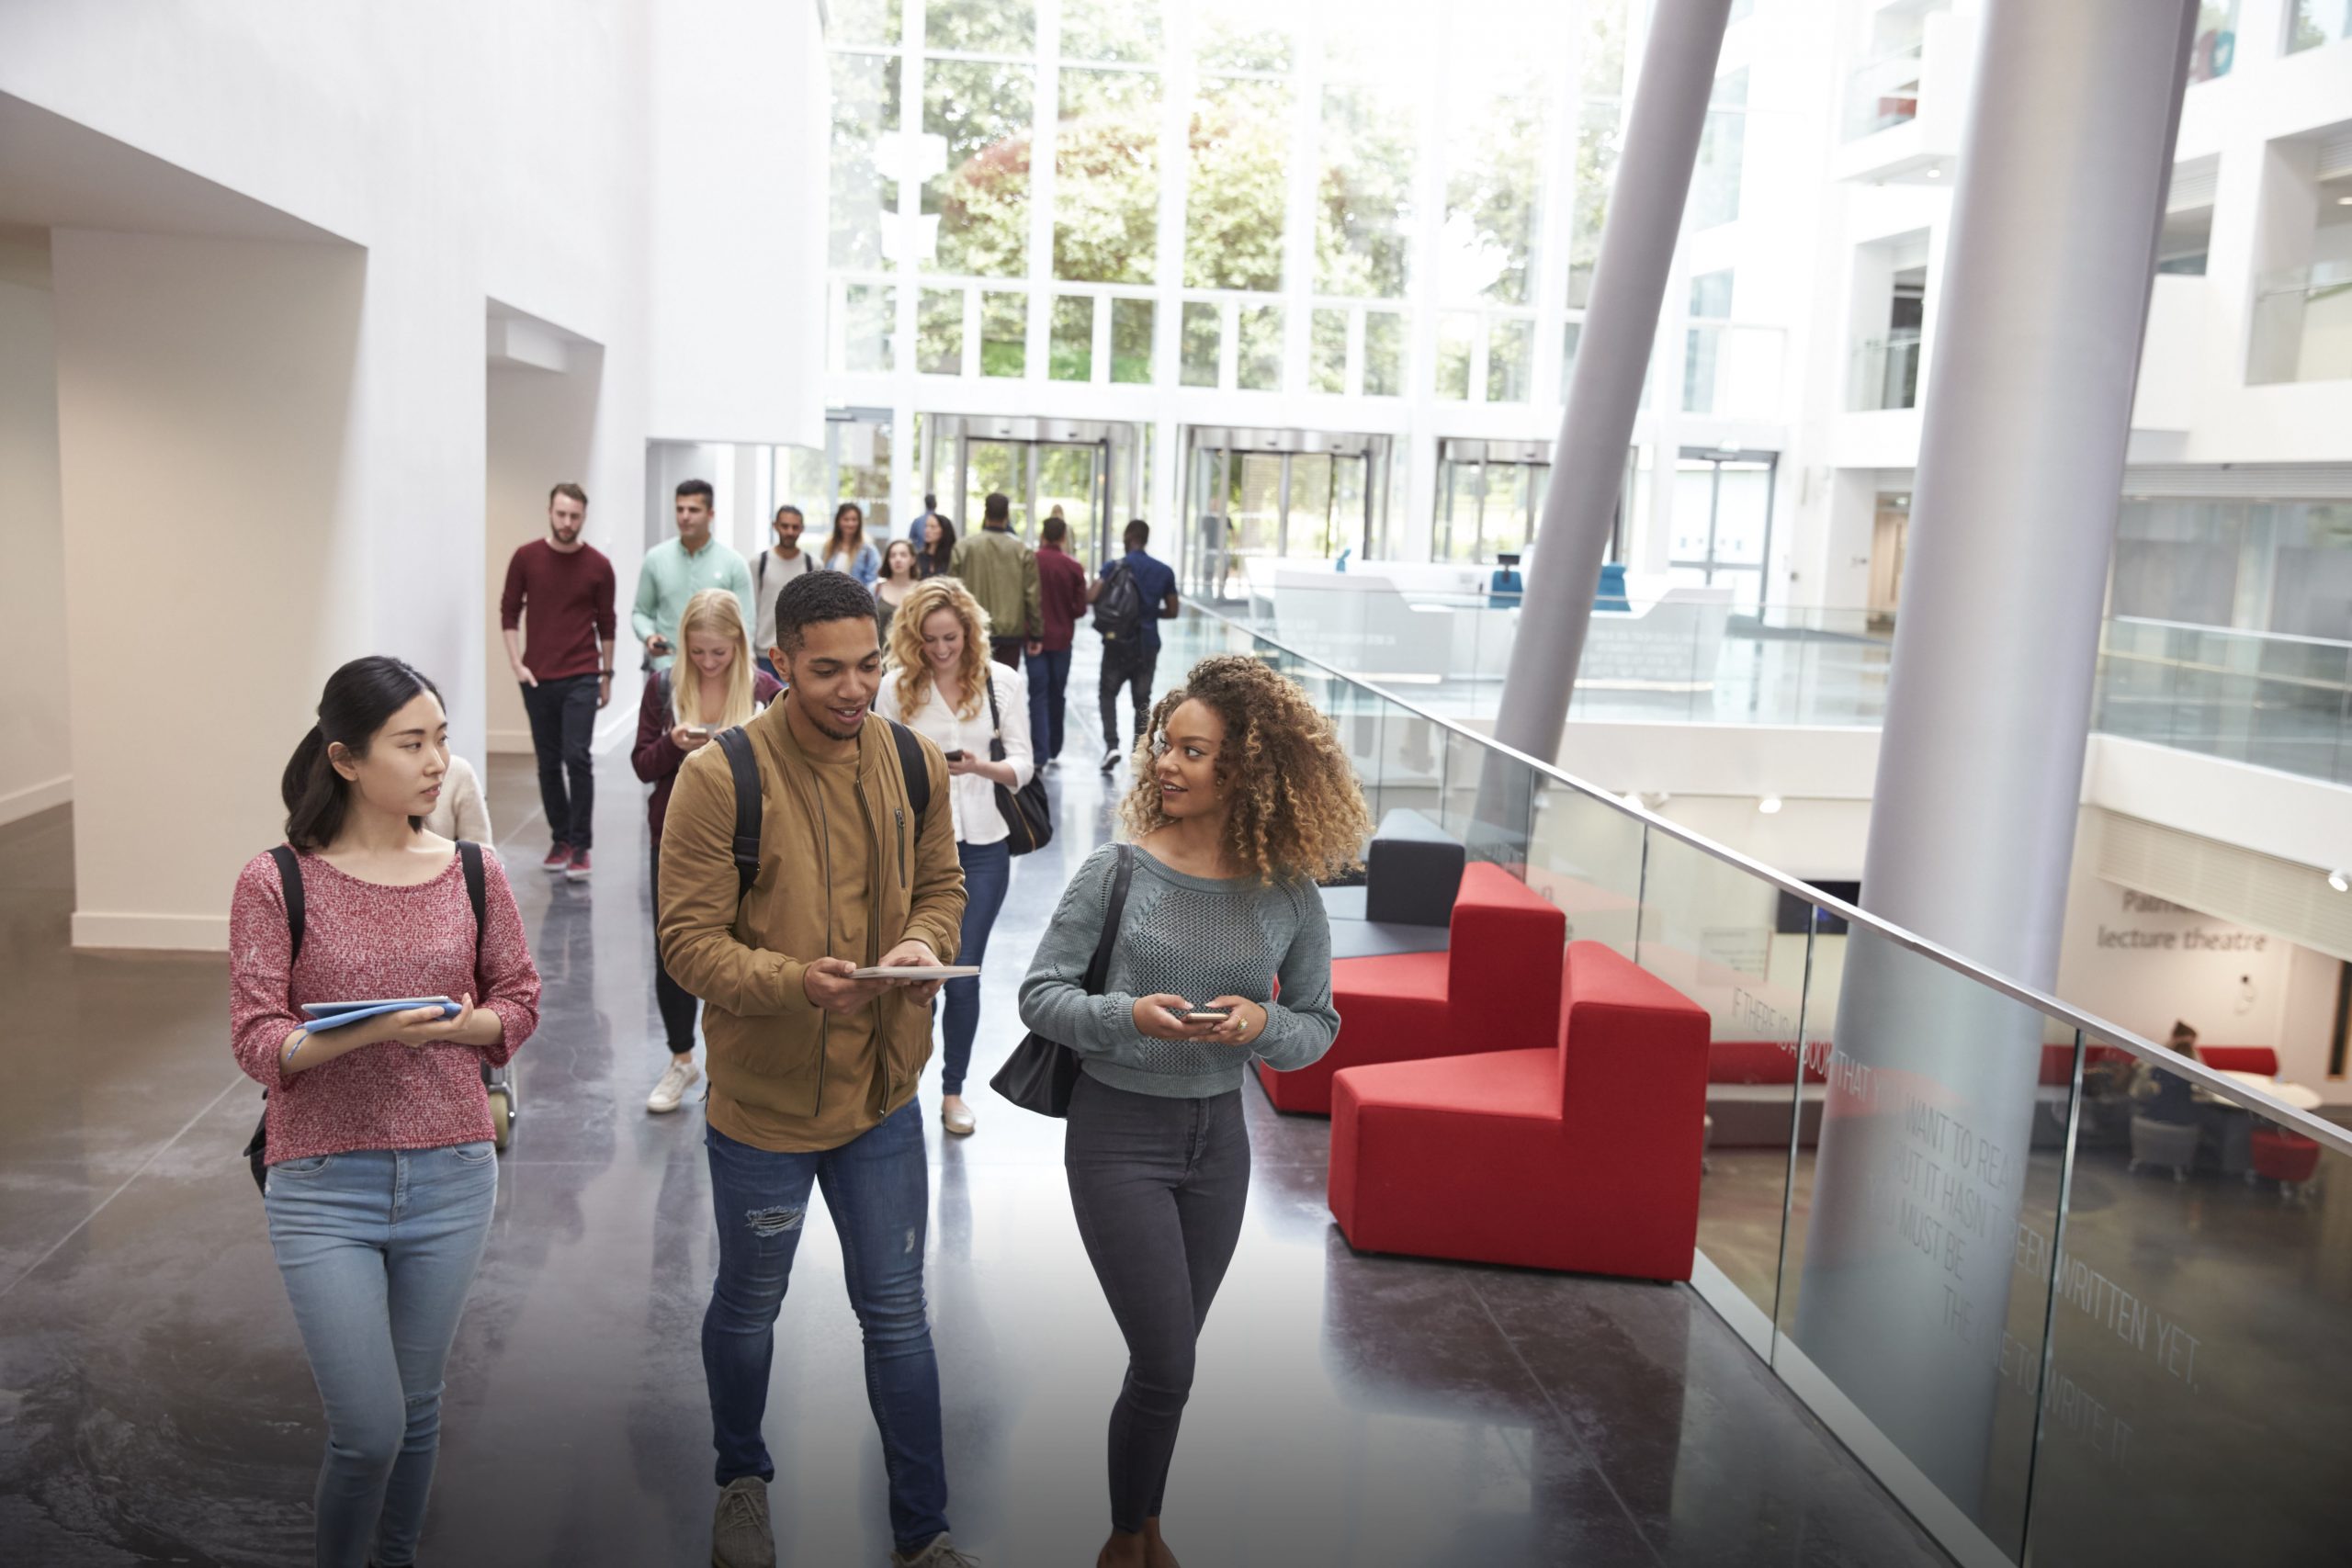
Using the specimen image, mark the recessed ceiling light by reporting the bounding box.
[1758,795,1784,815]
[2330,868,2350,893]
[2338,196,2352,206]
[1926,168,1941,178]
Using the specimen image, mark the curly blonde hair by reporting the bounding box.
[1118,655,1374,884]
[887,577,994,721]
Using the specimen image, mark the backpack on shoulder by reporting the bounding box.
[1092,561,1144,643]
[242,840,494,1193]
[712,720,933,902]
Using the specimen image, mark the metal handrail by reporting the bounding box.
[1184,600,2352,1156]
[2107,614,2352,653]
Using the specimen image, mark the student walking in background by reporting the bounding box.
[634,590,784,1116]
[752,503,818,679]
[949,492,1041,668]
[917,513,958,580]
[821,501,882,585]
[421,751,493,848]
[876,578,1033,1138]
[875,538,923,644]
[634,479,754,676]
[1091,519,1181,773]
[500,481,616,881]
[231,656,540,1568]
[1019,654,1367,1568]
[1027,513,1090,768]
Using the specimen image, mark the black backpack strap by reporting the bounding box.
[716,728,763,903]
[1082,845,1136,993]
[457,839,486,944]
[888,719,931,837]
[269,844,305,963]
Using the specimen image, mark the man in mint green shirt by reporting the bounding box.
[634,479,754,672]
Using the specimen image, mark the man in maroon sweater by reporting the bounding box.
[501,482,618,881]
[1024,513,1091,766]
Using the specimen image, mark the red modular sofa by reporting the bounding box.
[1328,942,1712,1281]
[1260,862,1566,1115]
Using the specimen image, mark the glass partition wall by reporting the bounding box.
[1164,600,2352,1568]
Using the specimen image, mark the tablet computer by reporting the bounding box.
[849,965,980,980]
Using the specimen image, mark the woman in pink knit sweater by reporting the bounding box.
[230,656,540,1568]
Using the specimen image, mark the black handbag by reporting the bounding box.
[989,844,1133,1117]
[983,669,1052,855]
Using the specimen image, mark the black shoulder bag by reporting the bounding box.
[990,844,1133,1118]
[243,841,486,1193]
[983,670,1052,855]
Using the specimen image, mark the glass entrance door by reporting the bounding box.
[1669,446,1779,613]
[1180,426,1390,598]
[1435,439,1553,563]
[923,415,1143,571]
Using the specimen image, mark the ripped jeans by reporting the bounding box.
[702,1105,950,1552]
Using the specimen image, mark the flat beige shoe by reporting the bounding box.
[941,1097,976,1136]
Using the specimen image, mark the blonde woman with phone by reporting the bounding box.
[874,576,1033,1137]
[634,588,782,1114]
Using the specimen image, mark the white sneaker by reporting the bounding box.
[647,1057,700,1114]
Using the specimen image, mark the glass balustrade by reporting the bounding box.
[1194,580,2352,785]
[1169,598,2352,1568]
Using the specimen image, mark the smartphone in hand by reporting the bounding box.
[1183,1007,1233,1021]
[943,750,967,762]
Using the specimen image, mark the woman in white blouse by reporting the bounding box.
[876,577,1034,1137]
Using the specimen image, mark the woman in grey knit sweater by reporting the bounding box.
[1018,655,1372,1568]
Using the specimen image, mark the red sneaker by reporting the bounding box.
[565,848,593,882]
[541,842,571,873]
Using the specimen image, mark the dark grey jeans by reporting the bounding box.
[1063,1071,1250,1535]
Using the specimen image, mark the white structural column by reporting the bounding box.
[1489,0,1734,769]
[1793,0,2197,1536]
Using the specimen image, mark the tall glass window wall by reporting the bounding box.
[822,0,1770,572]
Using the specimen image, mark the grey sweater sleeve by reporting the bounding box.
[1016,846,1154,1057]
[1249,878,1340,1073]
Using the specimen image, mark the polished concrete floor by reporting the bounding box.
[0,652,1953,1567]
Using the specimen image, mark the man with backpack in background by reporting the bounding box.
[1091,518,1180,772]
[1026,513,1090,768]
[656,570,973,1568]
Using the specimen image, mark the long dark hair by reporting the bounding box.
[282,657,445,852]
[826,502,865,563]
[922,513,956,576]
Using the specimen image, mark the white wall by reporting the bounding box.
[646,0,827,448]
[0,0,821,948]
[51,231,366,949]
[2052,825,2295,1052]
[0,248,70,824]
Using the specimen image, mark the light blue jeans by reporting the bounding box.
[265,1144,499,1568]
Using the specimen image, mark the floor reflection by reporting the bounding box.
[0,645,1948,1566]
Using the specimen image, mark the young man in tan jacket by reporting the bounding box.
[658,570,977,1568]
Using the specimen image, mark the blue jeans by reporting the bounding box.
[702,1110,949,1552]
[265,1144,500,1568]
[1024,647,1072,761]
[943,839,1012,1096]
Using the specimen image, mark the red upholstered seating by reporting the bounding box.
[1259,862,1565,1114]
[2251,1128,2322,1186]
[2198,1045,2278,1077]
[1328,941,1712,1281]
